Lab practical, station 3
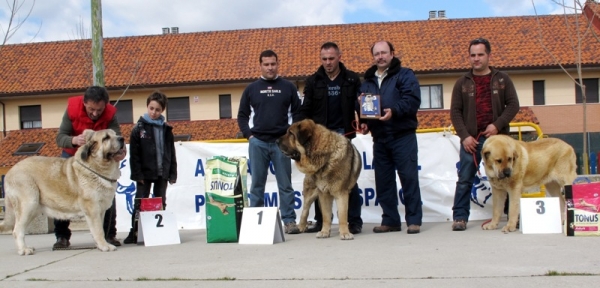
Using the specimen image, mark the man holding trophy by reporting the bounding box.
[358,40,423,234]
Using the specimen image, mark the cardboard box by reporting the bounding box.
[204,156,248,243]
[564,182,600,236]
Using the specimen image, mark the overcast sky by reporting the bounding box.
[0,0,575,44]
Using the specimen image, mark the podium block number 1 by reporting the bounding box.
[239,207,285,245]
[520,197,562,234]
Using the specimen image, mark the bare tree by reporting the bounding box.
[532,0,599,174]
[0,0,40,50]
[71,6,142,104]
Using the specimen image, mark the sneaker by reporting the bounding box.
[349,224,362,234]
[407,224,420,234]
[305,221,322,233]
[106,236,122,246]
[123,232,137,244]
[285,222,300,234]
[53,237,70,249]
[452,220,467,231]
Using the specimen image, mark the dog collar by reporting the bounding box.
[75,160,119,183]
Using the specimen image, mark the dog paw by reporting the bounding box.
[97,244,117,252]
[297,224,307,233]
[18,247,35,256]
[316,231,330,238]
[340,233,354,240]
[501,225,517,233]
[482,222,498,230]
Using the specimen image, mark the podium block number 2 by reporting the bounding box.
[139,211,181,246]
[520,198,562,234]
[155,214,164,227]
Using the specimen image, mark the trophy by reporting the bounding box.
[359,94,381,119]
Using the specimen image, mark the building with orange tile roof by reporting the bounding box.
[0,1,599,168]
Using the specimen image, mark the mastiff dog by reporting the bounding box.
[481,134,577,233]
[277,119,361,240]
[0,129,125,255]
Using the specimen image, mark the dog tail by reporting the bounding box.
[0,196,15,233]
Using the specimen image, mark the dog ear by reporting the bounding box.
[82,129,96,143]
[297,121,313,147]
[483,151,490,162]
[80,141,97,161]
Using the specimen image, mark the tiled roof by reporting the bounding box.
[0,108,537,167]
[1,4,600,96]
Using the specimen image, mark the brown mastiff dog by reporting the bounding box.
[277,119,361,240]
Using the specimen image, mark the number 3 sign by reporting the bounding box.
[520,197,562,234]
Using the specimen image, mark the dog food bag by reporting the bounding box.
[204,156,248,243]
[564,182,600,236]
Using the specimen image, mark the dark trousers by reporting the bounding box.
[129,178,168,232]
[54,150,117,240]
[312,183,363,226]
[54,199,117,240]
[373,133,422,226]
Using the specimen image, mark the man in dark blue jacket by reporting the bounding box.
[298,42,363,234]
[358,41,423,234]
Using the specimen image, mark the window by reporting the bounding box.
[173,134,191,142]
[110,100,133,124]
[419,85,443,109]
[19,105,42,129]
[14,143,44,155]
[533,80,545,105]
[576,78,599,103]
[167,97,190,121]
[219,94,232,119]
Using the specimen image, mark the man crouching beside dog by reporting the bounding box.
[52,86,126,248]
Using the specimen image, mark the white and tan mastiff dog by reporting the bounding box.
[481,135,577,233]
[0,129,125,255]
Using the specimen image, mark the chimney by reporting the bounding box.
[171,27,179,34]
[583,1,600,31]
[162,27,170,34]
[429,10,437,20]
[438,10,446,19]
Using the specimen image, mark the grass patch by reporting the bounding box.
[135,276,236,281]
[545,270,596,276]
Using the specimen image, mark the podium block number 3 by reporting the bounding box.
[520,198,562,234]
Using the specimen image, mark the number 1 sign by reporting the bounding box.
[238,207,285,244]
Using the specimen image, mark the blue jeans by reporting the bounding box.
[452,135,487,221]
[248,137,297,224]
[373,133,422,226]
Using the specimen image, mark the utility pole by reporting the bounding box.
[91,0,105,86]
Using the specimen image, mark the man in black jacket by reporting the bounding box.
[298,42,363,234]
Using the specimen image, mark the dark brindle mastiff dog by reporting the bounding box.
[277,119,361,240]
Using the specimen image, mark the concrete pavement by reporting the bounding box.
[1,221,599,287]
